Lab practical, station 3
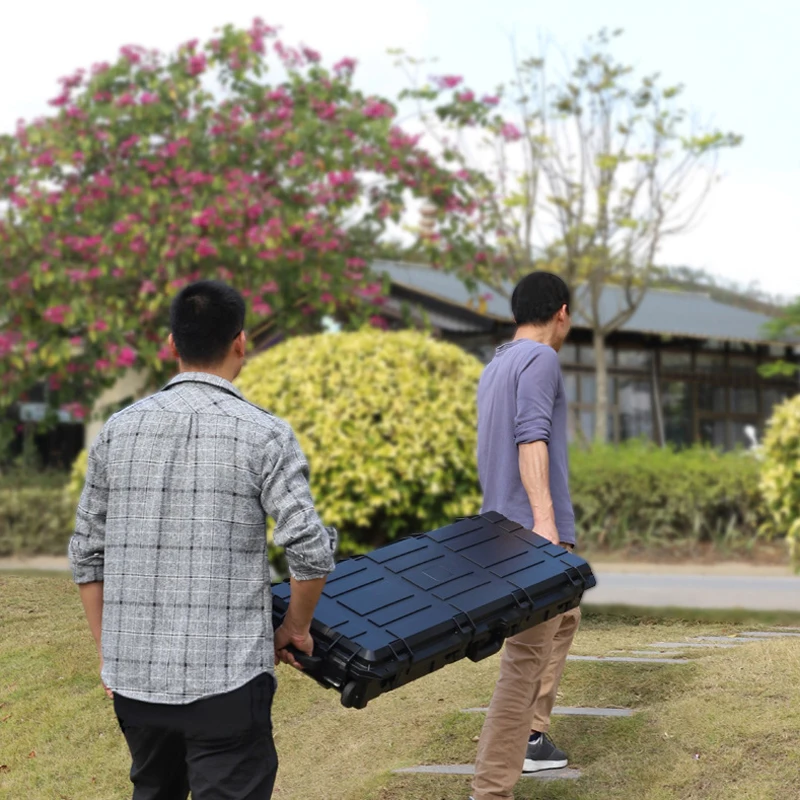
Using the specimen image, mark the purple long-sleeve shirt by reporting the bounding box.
[477,339,576,545]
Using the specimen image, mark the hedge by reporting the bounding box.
[4,441,769,560]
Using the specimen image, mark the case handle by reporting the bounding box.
[467,636,505,662]
[285,644,324,672]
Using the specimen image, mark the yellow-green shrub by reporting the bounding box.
[236,329,484,556]
[66,449,89,507]
[759,394,800,570]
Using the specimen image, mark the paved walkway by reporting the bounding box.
[4,556,800,613]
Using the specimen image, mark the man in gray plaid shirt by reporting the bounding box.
[69,280,337,800]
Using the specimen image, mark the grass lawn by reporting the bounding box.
[1,574,799,799]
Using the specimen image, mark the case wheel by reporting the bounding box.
[341,681,366,709]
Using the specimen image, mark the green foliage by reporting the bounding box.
[236,329,484,557]
[66,448,89,507]
[570,441,765,552]
[0,484,73,557]
[759,394,800,570]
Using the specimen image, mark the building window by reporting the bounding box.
[559,343,578,364]
[730,387,758,414]
[662,381,692,447]
[699,418,727,448]
[697,384,727,413]
[618,379,653,441]
[615,349,651,370]
[696,353,726,374]
[661,351,693,373]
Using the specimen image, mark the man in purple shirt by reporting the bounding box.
[471,272,581,800]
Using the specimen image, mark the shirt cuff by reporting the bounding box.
[71,560,105,584]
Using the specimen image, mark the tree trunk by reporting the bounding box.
[593,332,610,444]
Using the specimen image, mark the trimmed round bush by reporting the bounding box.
[236,329,484,556]
[759,394,800,569]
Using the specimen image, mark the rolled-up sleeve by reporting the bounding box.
[260,425,337,581]
[514,346,561,446]
[68,431,110,584]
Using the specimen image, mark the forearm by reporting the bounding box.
[78,581,104,656]
[282,577,326,634]
[519,440,556,527]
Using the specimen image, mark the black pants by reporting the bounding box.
[114,673,278,800]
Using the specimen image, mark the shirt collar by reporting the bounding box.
[162,371,245,401]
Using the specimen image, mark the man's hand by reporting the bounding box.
[534,518,560,546]
[274,623,314,671]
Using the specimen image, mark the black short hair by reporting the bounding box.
[169,280,246,366]
[511,272,570,326]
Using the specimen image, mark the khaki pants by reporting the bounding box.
[471,606,581,800]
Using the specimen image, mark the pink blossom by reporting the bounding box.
[363,99,394,119]
[260,281,279,294]
[288,152,305,168]
[456,90,475,103]
[157,345,173,361]
[140,92,159,105]
[61,402,87,421]
[10,194,27,209]
[49,92,70,107]
[112,268,125,278]
[44,305,70,324]
[116,93,136,108]
[140,280,157,295]
[253,300,272,316]
[40,262,50,272]
[328,170,355,187]
[32,152,55,167]
[320,293,335,303]
[95,359,112,371]
[369,315,389,330]
[191,208,215,227]
[302,46,321,63]
[92,62,111,75]
[90,320,110,332]
[481,95,500,106]
[500,122,523,142]
[195,239,218,258]
[357,283,383,299]
[9,274,30,291]
[116,346,137,367]
[113,221,130,235]
[129,236,147,255]
[120,46,142,64]
[346,257,367,268]
[187,54,207,76]
[435,75,463,89]
[65,106,87,120]
[93,91,112,103]
[48,376,61,391]
[119,134,140,152]
[69,337,83,347]
[25,341,39,354]
[334,57,357,73]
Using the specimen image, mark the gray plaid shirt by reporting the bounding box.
[68,372,337,704]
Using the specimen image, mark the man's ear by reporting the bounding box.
[234,331,247,358]
[168,334,180,360]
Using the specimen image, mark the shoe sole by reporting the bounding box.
[522,758,568,773]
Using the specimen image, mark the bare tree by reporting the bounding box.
[401,29,741,441]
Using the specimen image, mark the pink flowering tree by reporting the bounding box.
[0,20,485,439]
[400,30,742,442]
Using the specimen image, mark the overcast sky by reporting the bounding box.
[2,0,797,300]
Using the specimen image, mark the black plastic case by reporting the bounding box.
[271,511,595,708]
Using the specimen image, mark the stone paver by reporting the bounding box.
[462,706,634,717]
[568,654,688,664]
[692,636,768,643]
[737,631,800,638]
[394,764,582,780]
[648,641,739,649]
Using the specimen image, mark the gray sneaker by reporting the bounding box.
[522,733,568,773]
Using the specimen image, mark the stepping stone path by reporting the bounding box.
[394,764,582,780]
[462,706,635,717]
[396,627,797,785]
